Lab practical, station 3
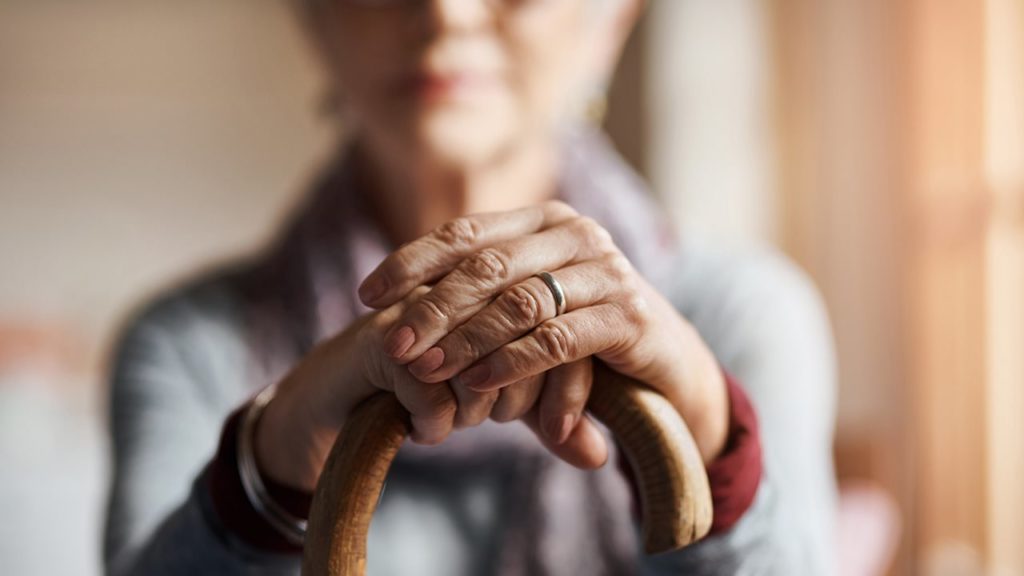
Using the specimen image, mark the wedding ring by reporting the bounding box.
[534,271,567,316]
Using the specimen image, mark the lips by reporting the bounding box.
[399,70,499,102]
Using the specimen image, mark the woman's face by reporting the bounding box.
[305,0,629,169]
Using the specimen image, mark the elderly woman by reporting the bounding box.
[103,0,837,574]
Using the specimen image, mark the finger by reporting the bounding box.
[456,301,644,393]
[450,382,500,429]
[363,284,433,351]
[394,376,458,445]
[407,258,629,383]
[380,284,460,440]
[382,217,617,363]
[361,285,435,391]
[538,358,593,445]
[407,324,500,430]
[358,201,577,308]
[521,408,608,470]
[489,373,544,423]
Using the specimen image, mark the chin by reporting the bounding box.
[412,106,523,169]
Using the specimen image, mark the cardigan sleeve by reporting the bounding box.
[638,245,839,576]
[103,288,302,576]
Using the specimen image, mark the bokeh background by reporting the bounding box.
[1,1,1021,575]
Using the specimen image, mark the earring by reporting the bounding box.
[581,80,609,126]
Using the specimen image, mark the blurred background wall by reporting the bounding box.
[1,1,1021,575]
[0,1,328,573]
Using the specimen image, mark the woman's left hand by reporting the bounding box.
[357,200,729,466]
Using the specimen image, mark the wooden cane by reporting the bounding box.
[302,361,713,576]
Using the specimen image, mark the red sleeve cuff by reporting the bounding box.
[206,404,314,554]
[616,369,763,537]
[704,370,763,534]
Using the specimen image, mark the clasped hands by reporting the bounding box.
[353,200,727,470]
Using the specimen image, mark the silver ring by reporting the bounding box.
[534,271,567,316]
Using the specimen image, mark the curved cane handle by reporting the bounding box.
[301,361,713,576]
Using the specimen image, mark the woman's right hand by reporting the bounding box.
[253,288,450,492]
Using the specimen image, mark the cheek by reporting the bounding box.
[322,13,407,110]
[507,2,591,126]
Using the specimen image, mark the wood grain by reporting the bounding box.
[302,362,713,575]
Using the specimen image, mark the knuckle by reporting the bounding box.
[452,406,474,428]
[408,284,432,300]
[396,380,456,423]
[490,408,517,423]
[385,244,438,288]
[604,253,634,283]
[620,293,651,326]
[455,391,499,428]
[364,312,391,342]
[433,217,481,248]
[490,396,523,423]
[448,330,482,363]
[545,200,577,220]
[498,284,546,328]
[426,387,458,419]
[453,413,474,429]
[535,322,576,363]
[594,232,616,254]
[569,216,595,235]
[417,294,453,324]
[575,217,615,252]
[546,389,587,415]
[470,389,500,409]
[462,248,510,284]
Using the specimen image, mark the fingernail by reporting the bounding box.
[558,414,575,444]
[545,414,575,444]
[359,274,389,305]
[385,325,415,359]
[456,364,492,390]
[409,347,445,379]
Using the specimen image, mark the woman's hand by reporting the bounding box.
[253,288,470,492]
[252,271,607,492]
[358,201,730,465]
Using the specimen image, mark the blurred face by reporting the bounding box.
[305,0,623,169]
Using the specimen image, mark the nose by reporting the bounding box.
[425,0,493,32]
